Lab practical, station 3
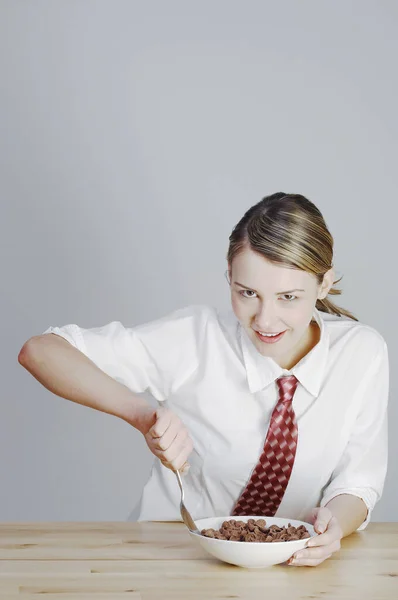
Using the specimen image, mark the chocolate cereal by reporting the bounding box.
[201,519,311,543]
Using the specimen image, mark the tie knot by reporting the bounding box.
[276,375,298,402]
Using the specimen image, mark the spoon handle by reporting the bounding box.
[175,470,199,533]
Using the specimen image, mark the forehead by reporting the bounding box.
[231,248,316,290]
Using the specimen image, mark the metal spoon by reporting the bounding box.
[175,470,200,534]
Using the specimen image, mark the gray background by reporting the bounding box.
[1,0,397,522]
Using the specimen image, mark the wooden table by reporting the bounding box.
[0,522,397,599]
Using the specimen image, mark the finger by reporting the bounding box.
[159,458,174,470]
[162,435,193,468]
[289,553,332,567]
[152,412,189,454]
[306,507,320,524]
[153,419,184,451]
[158,427,190,460]
[294,541,340,562]
[313,507,333,534]
[307,518,342,548]
[173,444,194,471]
[159,435,193,471]
[149,408,172,439]
[160,456,190,472]
[150,436,189,467]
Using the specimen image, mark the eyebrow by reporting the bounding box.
[233,282,305,294]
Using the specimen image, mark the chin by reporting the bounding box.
[257,342,279,355]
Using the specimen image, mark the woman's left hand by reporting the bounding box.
[287,507,343,567]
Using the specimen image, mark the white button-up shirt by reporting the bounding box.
[44,304,389,530]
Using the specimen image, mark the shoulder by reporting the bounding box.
[131,304,222,340]
[132,304,242,354]
[319,311,388,360]
[133,304,215,327]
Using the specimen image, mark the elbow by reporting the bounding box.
[18,336,43,367]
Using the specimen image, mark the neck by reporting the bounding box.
[278,320,320,370]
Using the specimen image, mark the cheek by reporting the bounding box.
[231,295,251,321]
[286,304,315,330]
[230,295,241,317]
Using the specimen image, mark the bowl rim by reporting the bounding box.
[190,515,316,546]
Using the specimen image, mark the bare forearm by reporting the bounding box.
[18,334,155,433]
[325,494,368,537]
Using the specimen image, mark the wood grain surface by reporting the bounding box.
[0,522,397,599]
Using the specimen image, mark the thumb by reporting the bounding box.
[154,406,166,420]
[314,507,332,534]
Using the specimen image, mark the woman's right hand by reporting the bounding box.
[142,406,194,474]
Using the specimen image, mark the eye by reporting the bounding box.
[239,290,258,298]
[280,294,297,301]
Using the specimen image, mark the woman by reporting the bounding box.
[19,192,389,567]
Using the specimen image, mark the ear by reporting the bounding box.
[317,267,335,300]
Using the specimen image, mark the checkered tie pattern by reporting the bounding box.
[232,375,299,517]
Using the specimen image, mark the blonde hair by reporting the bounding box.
[227,192,357,321]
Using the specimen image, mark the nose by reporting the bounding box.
[254,300,279,330]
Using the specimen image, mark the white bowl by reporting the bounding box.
[189,515,316,568]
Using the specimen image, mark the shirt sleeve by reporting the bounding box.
[320,338,389,530]
[42,305,211,402]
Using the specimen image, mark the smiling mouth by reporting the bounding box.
[254,330,286,344]
[256,331,282,337]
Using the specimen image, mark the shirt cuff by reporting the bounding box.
[43,325,88,356]
[320,488,376,531]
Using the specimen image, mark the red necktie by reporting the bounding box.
[232,375,299,517]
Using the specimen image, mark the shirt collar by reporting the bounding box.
[238,308,329,397]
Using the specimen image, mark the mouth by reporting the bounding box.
[254,329,286,344]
